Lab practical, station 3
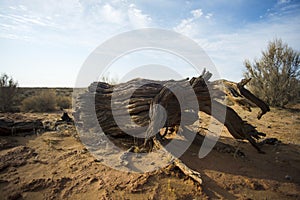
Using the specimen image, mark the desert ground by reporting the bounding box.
[0,104,299,200]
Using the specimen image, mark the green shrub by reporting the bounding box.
[21,90,57,112]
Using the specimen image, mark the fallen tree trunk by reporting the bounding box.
[0,119,43,136]
[75,70,270,153]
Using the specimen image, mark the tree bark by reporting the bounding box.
[76,71,270,152]
[0,119,43,136]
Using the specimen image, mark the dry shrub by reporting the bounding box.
[21,90,57,112]
[56,96,72,109]
[244,38,300,107]
[0,74,18,112]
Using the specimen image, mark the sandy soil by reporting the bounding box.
[0,106,299,200]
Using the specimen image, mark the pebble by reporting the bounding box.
[120,152,129,160]
[94,158,103,162]
[285,175,292,180]
[81,148,88,154]
[135,154,142,158]
[120,160,129,166]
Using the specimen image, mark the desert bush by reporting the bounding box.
[56,96,72,109]
[244,38,300,107]
[100,72,119,84]
[0,74,18,112]
[21,90,57,112]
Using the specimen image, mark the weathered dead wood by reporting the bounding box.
[76,71,270,153]
[54,112,74,128]
[237,78,270,119]
[74,71,271,185]
[0,119,43,136]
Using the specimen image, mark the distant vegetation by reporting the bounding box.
[0,73,18,112]
[100,72,119,84]
[244,38,300,107]
[21,90,56,112]
[0,77,72,113]
[19,88,72,112]
[56,96,72,110]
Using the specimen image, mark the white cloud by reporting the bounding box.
[1,0,299,86]
[191,9,203,19]
[0,1,154,46]
[173,8,207,37]
[277,0,291,5]
[101,3,124,24]
[173,18,194,36]
[198,15,300,81]
[19,5,27,11]
[171,2,300,81]
[205,13,213,19]
[128,4,152,28]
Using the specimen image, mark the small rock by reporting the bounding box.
[135,154,142,158]
[81,148,88,154]
[285,175,292,180]
[94,158,103,162]
[265,138,280,145]
[120,152,129,160]
[267,125,271,128]
[120,160,129,166]
[90,177,98,183]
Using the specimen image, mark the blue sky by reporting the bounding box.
[0,0,299,87]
